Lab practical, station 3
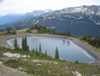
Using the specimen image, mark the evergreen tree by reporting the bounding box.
[25,36,29,51]
[39,43,41,53]
[55,47,59,59]
[7,28,11,34]
[83,35,87,41]
[14,38,19,51]
[16,27,20,30]
[22,36,29,52]
[98,38,100,47]
[13,30,16,34]
[66,32,71,36]
[82,35,100,48]
[75,60,79,64]
[36,48,39,56]
[45,50,47,56]
[22,37,25,51]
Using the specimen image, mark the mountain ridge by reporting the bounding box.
[3,5,100,36]
[0,9,52,29]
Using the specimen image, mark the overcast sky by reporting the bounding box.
[0,0,100,16]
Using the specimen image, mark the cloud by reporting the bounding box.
[0,0,3,2]
[0,0,100,16]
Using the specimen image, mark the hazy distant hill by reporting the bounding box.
[5,5,100,36]
[0,9,52,29]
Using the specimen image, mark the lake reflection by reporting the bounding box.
[8,36,92,63]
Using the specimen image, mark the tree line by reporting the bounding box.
[14,36,29,52]
[82,35,100,48]
[3,25,72,37]
[26,25,72,37]
[14,36,59,59]
[6,28,16,34]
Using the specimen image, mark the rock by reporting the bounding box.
[36,64,41,66]
[22,55,27,58]
[3,52,30,58]
[3,52,21,58]
[33,60,39,62]
[58,74,60,75]
[72,71,82,76]
[52,73,54,75]
[48,70,51,74]
[27,55,30,58]
[53,62,58,64]
[0,61,2,64]
[18,67,23,70]
[24,59,27,61]
[64,67,69,69]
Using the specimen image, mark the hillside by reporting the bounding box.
[0,64,30,76]
[0,33,100,76]
[7,5,100,36]
[0,9,52,29]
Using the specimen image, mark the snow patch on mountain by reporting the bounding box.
[34,20,39,24]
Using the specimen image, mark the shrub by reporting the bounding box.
[75,60,79,64]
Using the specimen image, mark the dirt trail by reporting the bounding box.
[0,64,30,76]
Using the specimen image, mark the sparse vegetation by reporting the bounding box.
[1,47,100,76]
[75,60,79,64]
[0,25,100,76]
[6,28,16,34]
[0,40,100,76]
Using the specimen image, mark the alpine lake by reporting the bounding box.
[5,35,100,64]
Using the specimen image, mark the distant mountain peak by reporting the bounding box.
[1,5,100,36]
[0,9,52,25]
[44,9,52,12]
[61,5,100,15]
